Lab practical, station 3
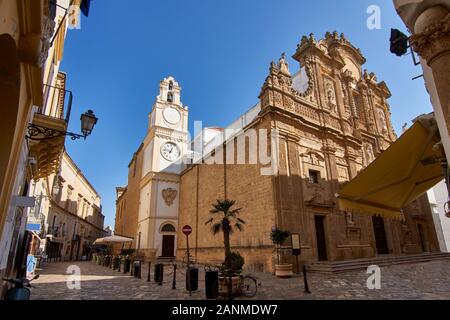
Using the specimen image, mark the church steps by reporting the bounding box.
[308,253,450,273]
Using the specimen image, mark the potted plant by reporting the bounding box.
[205,199,246,297]
[270,227,293,278]
[216,251,245,297]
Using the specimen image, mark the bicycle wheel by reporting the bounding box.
[240,276,257,298]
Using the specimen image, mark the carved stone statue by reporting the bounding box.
[345,211,355,226]
[364,143,375,165]
[378,109,388,133]
[278,53,290,76]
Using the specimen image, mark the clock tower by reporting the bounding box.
[137,76,188,260]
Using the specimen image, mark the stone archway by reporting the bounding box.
[0,34,20,193]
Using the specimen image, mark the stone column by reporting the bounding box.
[411,6,450,137]
[345,148,359,180]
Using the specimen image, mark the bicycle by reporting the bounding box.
[214,271,260,299]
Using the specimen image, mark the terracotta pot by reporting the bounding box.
[275,264,293,278]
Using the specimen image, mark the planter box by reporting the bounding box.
[218,275,240,297]
[275,264,293,278]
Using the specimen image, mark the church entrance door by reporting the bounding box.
[372,216,389,254]
[417,224,427,252]
[161,235,175,257]
[314,216,328,261]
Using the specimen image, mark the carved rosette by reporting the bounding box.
[162,188,178,207]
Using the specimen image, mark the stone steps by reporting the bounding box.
[308,252,450,273]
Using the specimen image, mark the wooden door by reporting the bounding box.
[372,215,389,254]
[314,216,328,261]
[417,224,427,252]
[161,235,175,257]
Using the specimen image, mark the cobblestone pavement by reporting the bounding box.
[30,259,450,300]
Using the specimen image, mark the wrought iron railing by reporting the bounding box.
[39,83,73,123]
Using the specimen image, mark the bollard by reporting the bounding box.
[147,261,151,282]
[303,265,311,294]
[186,267,199,292]
[172,263,177,290]
[205,270,219,299]
[134,261,142,279]
[154,263,163,285]
[130,260,134,276]
[124,258,131,274]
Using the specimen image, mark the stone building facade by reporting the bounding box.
[115,32,440,271]
[176,32,440,271]
[115,77,188,259]
[0,0,79,294]
[28,150,105,261]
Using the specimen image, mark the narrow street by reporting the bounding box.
[31,259,450,300]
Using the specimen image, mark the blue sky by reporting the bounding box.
[61,0,433,228]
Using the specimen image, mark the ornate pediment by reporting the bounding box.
[300,149,325,166]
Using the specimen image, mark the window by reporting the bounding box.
[65,186,73,210]
[308,170,320,184]
[168,81,173,91]
[161,224,176,233]
[167,92,173,102]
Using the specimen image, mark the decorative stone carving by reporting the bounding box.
[410,9,450,64]
[162,188,177,207]
[278,53,291,76]
[301,149,325,166]
[346,227,361,241]
[363,142,375,166]
[377,107,388,135]
[324,79,337,114]
[345,212,355,226]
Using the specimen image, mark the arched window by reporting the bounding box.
[161,224,176,233]
[167,92,173,103]
[168,81,173,91]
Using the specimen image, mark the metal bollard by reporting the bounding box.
[147,261,151,282]
[303,265,311,294]
[172,263,177,290]
[134,261,142,279]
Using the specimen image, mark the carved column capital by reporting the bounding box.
[410,8,450,65]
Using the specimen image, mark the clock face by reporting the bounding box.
[163,107,181,125]
[161,142,181,161]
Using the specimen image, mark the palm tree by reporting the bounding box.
[205,199,245,266]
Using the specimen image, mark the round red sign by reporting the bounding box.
[182,225,192,235]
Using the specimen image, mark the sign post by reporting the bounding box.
[291,233,311,294]
[182,225,193,296]
[291,233,301,274]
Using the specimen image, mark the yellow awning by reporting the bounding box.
[338,114,445,219]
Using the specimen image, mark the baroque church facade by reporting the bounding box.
[115,32,439,270]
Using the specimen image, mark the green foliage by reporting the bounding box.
[205,199,246,263]
[270,228,290,245]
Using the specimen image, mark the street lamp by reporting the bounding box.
[80,110,98,138]
[27,109,98,141]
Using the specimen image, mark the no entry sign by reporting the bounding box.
[182,225,192,236]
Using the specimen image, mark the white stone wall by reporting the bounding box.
[427,180,450,252]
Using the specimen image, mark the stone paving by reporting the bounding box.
[30,259,450,300]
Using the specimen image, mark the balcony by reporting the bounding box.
[28,72,71,180]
